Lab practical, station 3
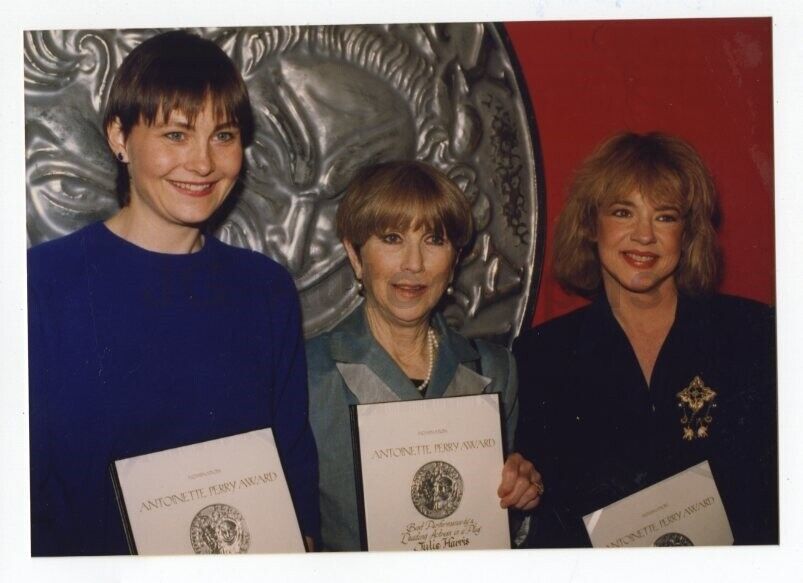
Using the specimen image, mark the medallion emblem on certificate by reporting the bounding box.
[653,532,694,546]
[190,503,251,554]
[411,461,464,519]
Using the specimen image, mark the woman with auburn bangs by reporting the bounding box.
[307,160,544,551]
[514,132,777,547]
[27,31,319,555]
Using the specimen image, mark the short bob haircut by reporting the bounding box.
[103,30,254,206]
[336,160,473,252]
[553,132,720,297]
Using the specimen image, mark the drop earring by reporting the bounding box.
[116,152,125,162]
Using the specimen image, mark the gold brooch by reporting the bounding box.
[676,376,717,441]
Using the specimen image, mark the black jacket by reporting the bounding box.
[514,294,778,547]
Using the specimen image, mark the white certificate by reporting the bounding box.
[583,460,733,548]
[351,393,511,551]
[111,428,305,555]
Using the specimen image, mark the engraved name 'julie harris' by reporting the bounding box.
[411,461,464,519]
[190,503,251,554]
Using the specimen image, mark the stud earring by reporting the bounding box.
[356,280,364,294]
[116,152,125,162]
[446,285,454,296]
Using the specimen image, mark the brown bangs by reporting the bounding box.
[358,184,454,241]
[138,75,252,142]
[598,161,688,216]
[337,161,473,251]
[106,32,253,143]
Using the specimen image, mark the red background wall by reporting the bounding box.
[505,18,775,328]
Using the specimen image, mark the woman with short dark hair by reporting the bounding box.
[27,30,319,555]
[103,30,255,208]
[514,132,777,546]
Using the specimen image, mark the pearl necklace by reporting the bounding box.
[417,328,438,393]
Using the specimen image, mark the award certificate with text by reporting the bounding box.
[583,460,733,548]
[351,393,510,551]
[111,428,305,555]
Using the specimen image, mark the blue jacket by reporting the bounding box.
[306,305,518,551]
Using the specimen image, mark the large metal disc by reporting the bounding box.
[24,25,544,344]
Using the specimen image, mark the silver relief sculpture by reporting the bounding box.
[25,25,543,343]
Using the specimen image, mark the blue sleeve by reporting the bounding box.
[27,254,63,556]
[267,267,320,541]
[28,264,49,554]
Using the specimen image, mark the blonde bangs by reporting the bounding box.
[595,156,687,216]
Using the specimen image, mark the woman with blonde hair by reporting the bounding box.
[514,132,777,546]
